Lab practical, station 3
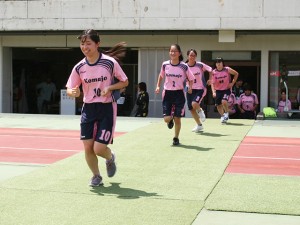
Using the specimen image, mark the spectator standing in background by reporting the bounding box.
[135,82,149,117]
[36,77,56,113]
[232,78,244,100]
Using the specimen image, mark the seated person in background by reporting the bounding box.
[277,89,291,112]
[237,84,259,119]
[135,82,149,117]
[227,92,239,119]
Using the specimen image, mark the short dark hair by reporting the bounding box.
[244,84,252,91]
[280,89,287,94]
[213,57,225,68]
[215,57,224,63]
[138,82,147,92]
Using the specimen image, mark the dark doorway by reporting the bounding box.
[12,48,138,115]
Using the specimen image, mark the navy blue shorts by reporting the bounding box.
[80,102,117,145]
[186,89,205,110]
[240,110,256,119]
[162,90,185,117]
[215,89,231,105]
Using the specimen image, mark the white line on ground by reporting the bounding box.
[0,146,81,152]
[0,162,46,166]
[233,156,300,161]
[0,134,78,139]
[241,143,300,147]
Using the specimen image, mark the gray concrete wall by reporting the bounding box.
[1,0,300,31]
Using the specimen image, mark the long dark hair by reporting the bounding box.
[170,44,184,62]
[78,29,127,63]
[185,49,197,63]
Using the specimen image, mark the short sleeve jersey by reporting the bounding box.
[228,93,237,109]
[66,53,128,103]
[238,93,259,111]
[277,99,291,112]
[187,62,212,90]
[160,60,195,90]
[211,67,231,91]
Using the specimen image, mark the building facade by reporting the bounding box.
[1,0,300,117]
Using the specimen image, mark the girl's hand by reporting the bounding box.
[71,86,80,97]
[228,83,234,89]
[155,86,160,94]
[101,86,111,96]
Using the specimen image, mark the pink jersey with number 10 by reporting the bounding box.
[66,53,128,104]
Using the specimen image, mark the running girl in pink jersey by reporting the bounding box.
[186,49,212,132]
[211,57,239,124]
[237,84,259,119]
[66,29,128,186]
[155,44,195,145]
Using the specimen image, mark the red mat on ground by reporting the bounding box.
[226,136,300,176]
[0,128,125,164]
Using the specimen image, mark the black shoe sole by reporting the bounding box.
[168,119,174,129]
[173,138,179,145]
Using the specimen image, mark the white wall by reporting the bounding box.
[1,0,300,31]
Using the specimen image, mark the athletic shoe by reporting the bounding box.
[220,116,226,124]
[173,137,180,146]
[106,152,116,177]
[198,110,206,122]
[192,124,203,132]
[167,118,174,129]
[223,116,229,123]
[223,112,229,123]
[89,174,103,187]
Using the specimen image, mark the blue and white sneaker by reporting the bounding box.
[221,116,226,124]
[89,174,103,187]
[192,124,203,132]
[106,152,116,177]
[223,112,229,123]
[198,109,206,122]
